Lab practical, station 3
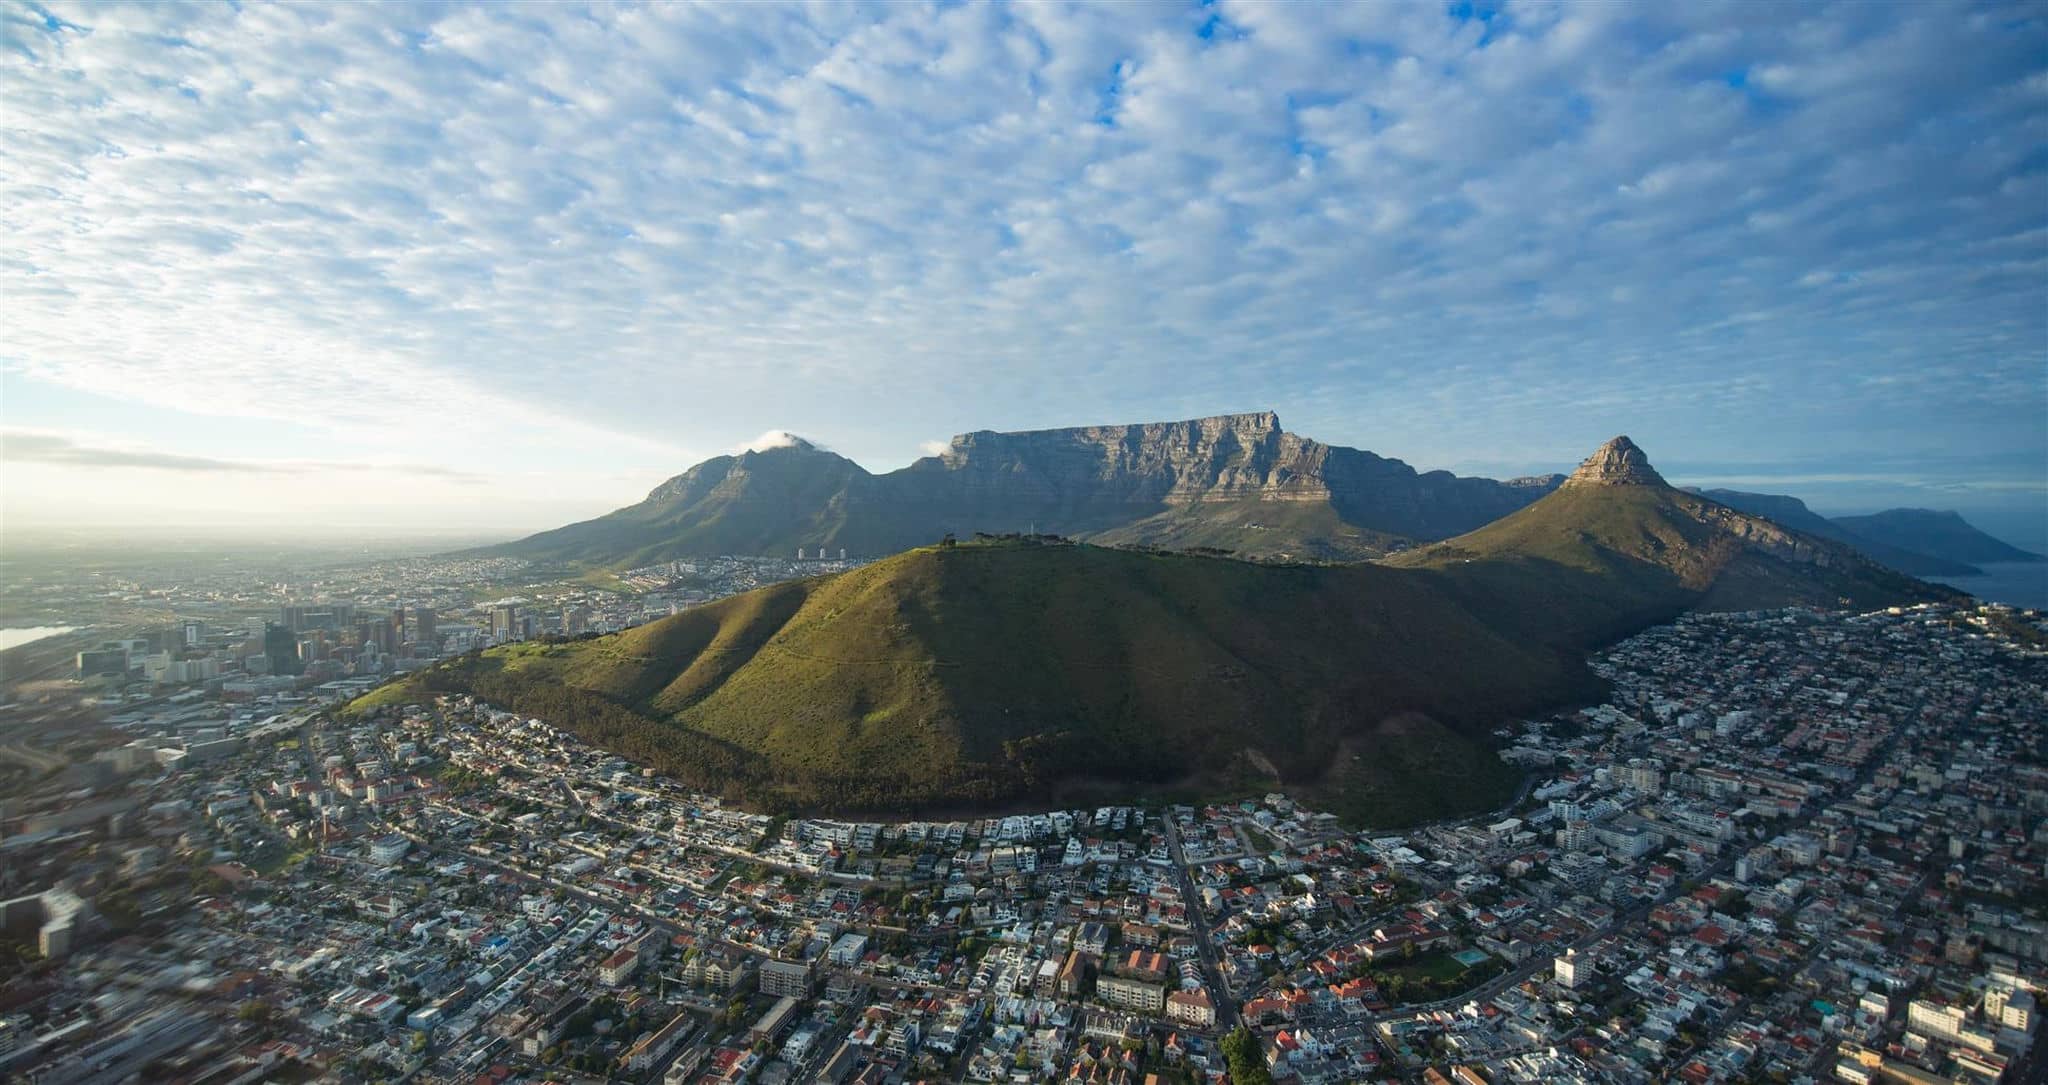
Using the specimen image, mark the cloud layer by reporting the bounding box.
[2,0,2043,532]
[1,429,482,479]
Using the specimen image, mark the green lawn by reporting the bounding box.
[1380,949,1470,984]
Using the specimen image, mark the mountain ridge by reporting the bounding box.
[1695,489,1984,576]
[1389,437,1948,626]
[1830,507,2044,565]
[479,412,1566,566]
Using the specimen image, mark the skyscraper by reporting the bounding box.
[262,623,303,677]
[562,606,592,636]
[410,606,437,648]
[357,617,397,656]
[490,604,520,642]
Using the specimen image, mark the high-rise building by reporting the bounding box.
[76,649,129,677]
[410,606,437,647]
[280,604,355,633]
[490,604,520,642]
[1554,949,1584,989]
[562,606,592,636]
[263,623,303,677]
[358,617,398,656]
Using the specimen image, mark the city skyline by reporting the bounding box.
[3,2,2044,545]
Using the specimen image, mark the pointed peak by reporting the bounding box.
[1563,435,1667,488]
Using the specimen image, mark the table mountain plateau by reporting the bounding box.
[479,412,1566,566]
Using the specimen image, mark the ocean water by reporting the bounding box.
[0,625,77,651]
[1929,562,2048,610]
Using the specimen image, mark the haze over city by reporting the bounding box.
[2,2,2043,548]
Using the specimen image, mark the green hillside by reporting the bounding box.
[363,539,1595,821]
[1087,499,1411,562]
[1388,441,1950,642]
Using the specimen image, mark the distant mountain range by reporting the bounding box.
[481,411,2038,578]
[480,412,1565,566]
[375,436,1949,824]
[1692,491,2039,575]
[1829,508,2043,566]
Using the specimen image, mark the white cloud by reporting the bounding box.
[919,439,952,457]
[0,0,2040,530]
[734,430,807,453]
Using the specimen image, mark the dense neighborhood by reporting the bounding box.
[1,599,2043,1085]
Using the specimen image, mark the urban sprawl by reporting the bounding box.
[1,574,2044,1085]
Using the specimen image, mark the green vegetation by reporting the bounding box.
[1355,949,1509,1004]
[359,541,1590,819]
[1307,715,1524,829]
[1391,482,1945,624]
[1222,1027,1274,1085]
[575,568,642,594]
[1091,498,1409,562]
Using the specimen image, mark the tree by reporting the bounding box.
[1221,1027,1274,1085]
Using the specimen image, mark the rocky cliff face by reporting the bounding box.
[488,412,1567,565]
[897,412,1562,541]
[1698,501,1841,568]
[901,411,1322,517]
[1562,435,1666,488]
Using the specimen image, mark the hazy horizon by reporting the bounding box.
[3,430,2044,558]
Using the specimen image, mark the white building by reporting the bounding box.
[369,834,411,865]
[1554,949,1585,989]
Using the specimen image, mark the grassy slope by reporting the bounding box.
[364,542,1595,821]
[1390,484,1944,638]
[1085,499,1413,561]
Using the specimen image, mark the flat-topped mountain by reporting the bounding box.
[371,437,1951,825]
[481,412,1564,566]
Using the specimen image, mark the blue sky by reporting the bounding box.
[3,1,2044,547]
